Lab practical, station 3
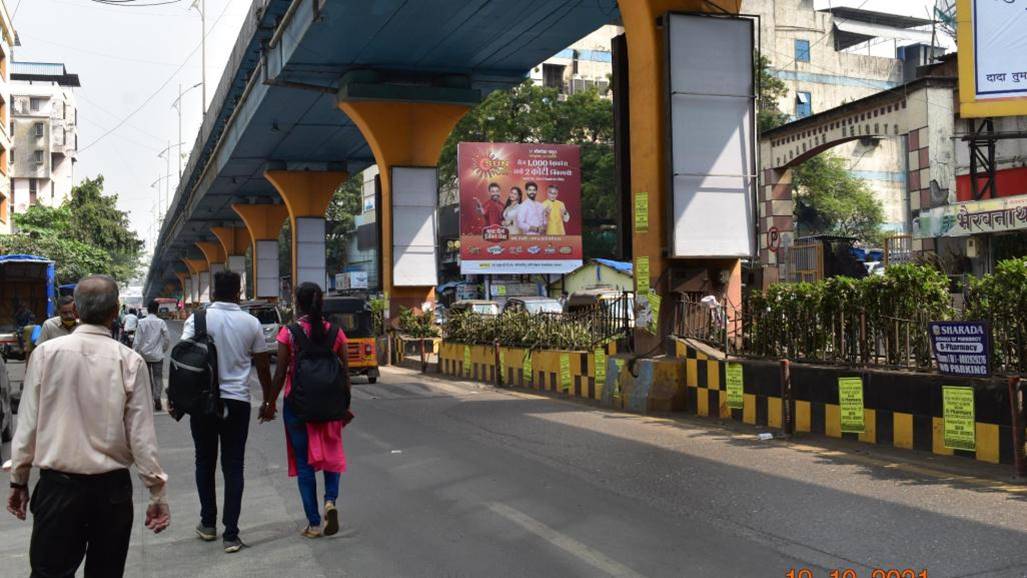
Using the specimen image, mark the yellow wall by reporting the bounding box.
[549,262,632,298]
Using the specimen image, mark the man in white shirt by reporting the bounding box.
[179,270,272,553]
[515,181,546,235]
[6,275,170,577]
[133,300,171,412]
[121,308,139,345]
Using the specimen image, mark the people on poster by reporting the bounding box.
[475,182,506,227]
[542,184,570,236]
[515,181,546,235]
[503,187,523,235]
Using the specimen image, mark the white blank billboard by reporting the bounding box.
[667,13,755,258]
[391,167,438,287]
[295,217,327,287]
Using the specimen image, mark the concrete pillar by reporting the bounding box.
[620,0,744,349]
[337,101,468,316]
[182,258,209,304]
[211,226,251,297]
[196,241,227,287]
[264,170,347,291]
[175,272,190,305]
[232,204,288,299]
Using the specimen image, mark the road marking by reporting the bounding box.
[487,502,646,578]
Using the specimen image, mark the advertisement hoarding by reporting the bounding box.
[957,0,1027,118]
[458,142,583,275]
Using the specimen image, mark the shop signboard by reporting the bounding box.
[913,195,1027,238]
[929,321,991,377]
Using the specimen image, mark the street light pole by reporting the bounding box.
[191,0,206,115]
[172,82,202,178]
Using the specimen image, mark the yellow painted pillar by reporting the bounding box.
[337,101,468,316]
[619,0,743,350]
[196,241,227,279]
[232,203,289,299]
[264,170,347,292]
[174,271,189,302]
[211,226,252,296]
[182,258,210,303]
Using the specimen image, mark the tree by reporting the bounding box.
[2,176,144,283]
[756,54,790,133]
[792,152,885,244]
[438,80,618,259]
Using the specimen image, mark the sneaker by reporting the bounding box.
[223,537,244,553]
[323,502,339,536]
[195,524,217,542]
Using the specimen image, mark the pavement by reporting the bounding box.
[2,320,1027,576]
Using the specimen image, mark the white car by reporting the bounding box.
[241,301,284,353]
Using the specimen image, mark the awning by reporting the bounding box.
[833,19,933,50]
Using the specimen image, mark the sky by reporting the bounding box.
[10,0,252,258]
[8,0,945,264]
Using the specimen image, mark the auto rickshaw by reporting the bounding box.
[323,293,380,383]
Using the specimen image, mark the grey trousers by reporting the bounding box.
[146,361,164,409]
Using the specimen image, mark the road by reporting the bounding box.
[3,320,1027,577]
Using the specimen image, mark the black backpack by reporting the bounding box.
[286,323,350,422]
[167,311,221,421]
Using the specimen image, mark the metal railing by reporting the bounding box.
[884,235,913,267]
[787,242,823,283]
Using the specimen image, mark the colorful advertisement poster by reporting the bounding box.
[837,377,865,433]
[725,362,744,410]
[458,142,583,275]
[943,385,976,451]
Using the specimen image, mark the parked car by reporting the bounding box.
[1,356,12,443]
[503,296,563,315]
[240,300,284,353]
[449,300,501,316]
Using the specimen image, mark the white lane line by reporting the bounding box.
[487,502,647,578]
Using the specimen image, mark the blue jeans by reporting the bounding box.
[284,404,340,527]
[189,399,250,541]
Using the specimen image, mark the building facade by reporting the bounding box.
[744,0,937,234]
[528,24,619,98]
[0,2,13,234]
[10,61,80,216]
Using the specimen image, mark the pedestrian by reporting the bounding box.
[6,275,170,577]
[122,308,139,346]
[35,295,79,346]
[179,270,273,553]
[134,299,172,412]
[263,282,350,538]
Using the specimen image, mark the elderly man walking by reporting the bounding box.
[35,295,79,346]
[6,275,170,578]
[134,299,171,412]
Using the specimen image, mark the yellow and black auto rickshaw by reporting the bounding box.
[323,293,380,383]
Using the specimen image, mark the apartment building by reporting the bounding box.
[10,61,80,215]
[528,24,620,98]
[0,2,13,234]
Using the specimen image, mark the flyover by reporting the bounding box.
[145,0,748,346]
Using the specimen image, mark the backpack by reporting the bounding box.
[167,311,221,421]
[285,323,350,422]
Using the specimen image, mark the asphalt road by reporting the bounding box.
[3,320,1027,577]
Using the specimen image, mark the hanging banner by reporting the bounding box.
[560,354,572,392]
[943,385,976,451]
[725,362,744,410]
[957,0,1027,117]
[458,142,583,274]
[837,377,865,433]
[594,348,607,385]
[634,192,649,233]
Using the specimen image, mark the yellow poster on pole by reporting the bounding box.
[646,290,661,335]
[943,385,976,451]
[636,256,650,295]
[560,354,572,392]
[725,362,744,410]
[594,348,607,385]
[838,377,865,433]
[522,350,532,384]
[463,345,472,377]
[634,192,649,233]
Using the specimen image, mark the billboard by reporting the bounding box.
[458,142,583,275]
[957,0,1027,118]
[666,13,756,258]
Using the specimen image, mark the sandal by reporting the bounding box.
[301,526,322,539]
[324,501,339,536]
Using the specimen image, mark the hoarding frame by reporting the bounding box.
[663,11,759,259]
[390,166,439,287]
[957,0,1027,118]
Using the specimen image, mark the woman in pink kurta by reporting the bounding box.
[266,282,350,538]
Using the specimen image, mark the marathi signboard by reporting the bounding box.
[458,143,582,275]
[837,377,865,434]
[928,321,991,377]
[957,0,1027,117]
[725,362,744,410]
[943,385,976,451]
[914,195,1027,239]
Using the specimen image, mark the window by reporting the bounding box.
[29,178,37,204]
[542,64,566,93]
[30,98,43,112]
[795,39,810,63]
[34,122,44,138]
[795,92,812,118]
[33,149,44,164]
